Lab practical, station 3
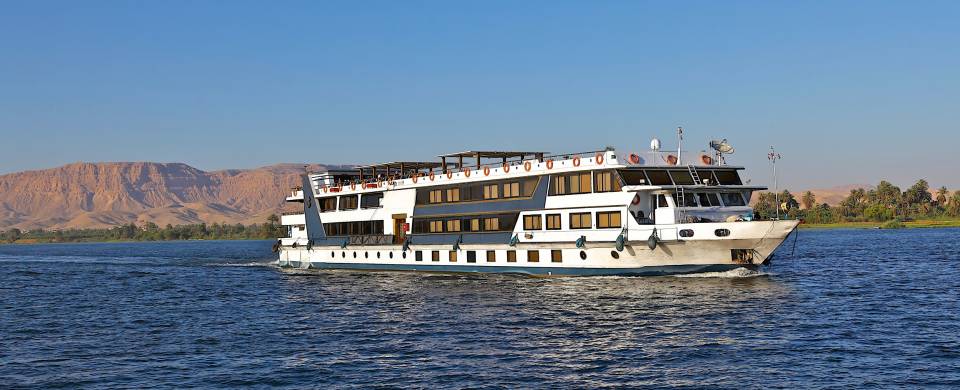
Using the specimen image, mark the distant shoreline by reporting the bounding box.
[2,237,276,245]
[800,218,960,230]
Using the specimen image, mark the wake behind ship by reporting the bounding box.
[276,137,798,276]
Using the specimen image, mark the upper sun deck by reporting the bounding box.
[283,147,749,200]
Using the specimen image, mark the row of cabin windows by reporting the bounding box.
[549,170,623,196]
[522,211,622,230]
[412,214,518,234]
[318,193,384,212]
[665,192,746,207]
[418,178,539,205]
[416,249,563,263]
[323,220,385,236]
[619,169,743,186]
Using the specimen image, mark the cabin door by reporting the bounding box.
[392,214,407,244]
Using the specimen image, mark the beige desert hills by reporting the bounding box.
[0,162,332,230]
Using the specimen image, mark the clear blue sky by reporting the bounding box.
[1,1,958,190]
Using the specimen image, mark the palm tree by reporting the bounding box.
[801,191,816,210]
[936,186,949,206]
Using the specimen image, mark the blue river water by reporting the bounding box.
[1,228,959,389]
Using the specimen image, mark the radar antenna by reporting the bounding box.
[709,139,735,165]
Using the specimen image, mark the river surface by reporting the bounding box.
[1,228,959,389]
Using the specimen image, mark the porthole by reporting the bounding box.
[353,252,357,258]
[611,251,620,259]
[579,251,587,260]
[331,251,335,257]
[364,252,369,259]
[377,252,381,259]
[341,251,346,258]
[402,252,407,259]
[389,252,394,259]
[680,229,694,238]
[715,229,731,237]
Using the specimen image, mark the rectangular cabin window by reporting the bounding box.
[432,251,440,262]
[319,197,337,212]
[550,173,592,195]
[467,251,477,263]
[551,250,562,263]
[596,211,621,229]
[483,217,500,231]
[360,193,383,209]
[338,195,358,210]
[487,251,496,262]
[522,178,539,197]
[545,214,562,230]
[483,184,500,199]
[658,194,669,208]
[429,189,443,204]
[570,212,592,229]
[645,170,673,185]
[449,251,457,262]
[714,170,743,185]
[506,250,517,263]
[594,171,622,192]
[669,170,695,185]
[415,251,423,262]
[721,193,746,206]
[523,215,542,230]
[429,220,444,233]
[446,188,460,202]
[503,182,521,198]
[527,250,540,262]
[469,218,481,232]
[446,219,461,232]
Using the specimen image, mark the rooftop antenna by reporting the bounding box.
[768,146,782,220]
[676,127,684,165]
[709,139,735,165]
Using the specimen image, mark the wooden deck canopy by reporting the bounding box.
[354,161,456,180]
[437,151,547,171]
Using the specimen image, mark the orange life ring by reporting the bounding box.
[700,154,713,165]
[483,166,490,176]
[524,161,532,171]
[350,183,356,190]
[632,194,641,205]
[502,163,510,173]
[665,155,678,166]
[595,153,604,165]
[412,174,420,183]
[446,171,453,179]
[546,160,554,169]
[429,172,435,181]
[464,169,471,177]
[573,157,581,167]
[629,153,640,164]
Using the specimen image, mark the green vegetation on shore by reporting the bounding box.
[757,179,960,230]
[1,215,285,244]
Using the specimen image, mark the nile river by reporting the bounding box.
[1,228,958,388]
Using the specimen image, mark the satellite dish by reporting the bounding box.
[709,139,735,154]
[650,138,661,151]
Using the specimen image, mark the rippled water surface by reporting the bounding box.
[2,229,959,388]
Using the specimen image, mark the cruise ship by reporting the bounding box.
[276,137,799,276]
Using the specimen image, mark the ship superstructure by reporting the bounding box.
[276,140,798,276]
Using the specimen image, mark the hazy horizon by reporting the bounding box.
[2,1,958,190]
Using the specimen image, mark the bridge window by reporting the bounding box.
[645,170,673,185]
[523,215,542,230]
[570,212,592,229]
[596,211,621,229]
[670,171,695,185]
[714,170,743,185]
[721,193,746,206]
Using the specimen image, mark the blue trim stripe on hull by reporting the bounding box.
[277,261,744,276]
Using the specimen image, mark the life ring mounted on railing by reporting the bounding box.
[595,153,604,165]
[546,160,554,169]
[428,172,435,181]
[524,161,532,172]
[632,193,642,205]
[629,153,641,164]
[572,157,581,167]
[412,174,420,183]
[464,169,471,177]
[502,163,510,173]
[446,171,453,179]
[483,166,491,176]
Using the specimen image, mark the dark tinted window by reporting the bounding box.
[360,193,383,209]
[713,170,742,185]
[645,170,673,185]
